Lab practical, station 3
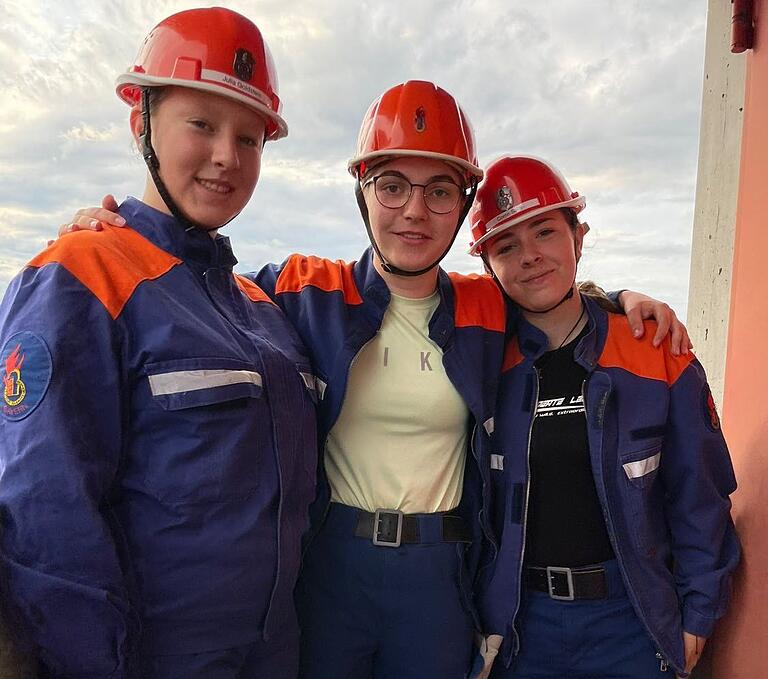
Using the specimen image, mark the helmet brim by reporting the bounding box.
[116,73,288,141]
[469,196,586,256]
[348,149,483,179]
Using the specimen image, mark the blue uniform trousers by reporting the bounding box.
[141,623,299,679]
[296,503,475,679]
[492,560,670,679]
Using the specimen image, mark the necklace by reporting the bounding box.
[556,304,586,350]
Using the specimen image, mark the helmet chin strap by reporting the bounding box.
[354,179,477,278]
[515,282,576,314]
[140,88,241,234]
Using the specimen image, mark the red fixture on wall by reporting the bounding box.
[732,0,755,53]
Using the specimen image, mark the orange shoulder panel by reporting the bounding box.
[502,338,524,373]
[274,255,363,305]
[28,227,181,320]
[448,272,505,332]
[598,314,694,386]
[235,275,276,305]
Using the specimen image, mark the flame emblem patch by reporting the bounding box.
[1,332,52,421]
[3,344,25,407]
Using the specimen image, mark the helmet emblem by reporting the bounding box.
[496,186,514,212]
[414,107,426,133]
[233,48,255,81]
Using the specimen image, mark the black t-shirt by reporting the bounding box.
[524,326,615,567]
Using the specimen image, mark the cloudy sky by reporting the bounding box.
[1,0,707,319]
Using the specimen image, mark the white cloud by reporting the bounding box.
[0,0,707,321]
[61,123,121,144]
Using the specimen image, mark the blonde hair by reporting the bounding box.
[577,280,621,313]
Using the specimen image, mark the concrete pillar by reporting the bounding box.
[686,0,746,405]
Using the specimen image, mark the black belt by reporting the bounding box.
[354,508,471,548]
[525,565,608,600]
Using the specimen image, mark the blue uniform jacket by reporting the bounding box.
[0,199,317,677]
[479,295,740,674]
[251,249,506,613]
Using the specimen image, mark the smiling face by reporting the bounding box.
[362,156,464,276]
[485,209,585,312]
[131,86,267,229]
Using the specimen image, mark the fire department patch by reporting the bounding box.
[233,48,255,82]
[414,106,426,132]
[496,186,514,212]
[701,385,721,432]
[1,332,52,421]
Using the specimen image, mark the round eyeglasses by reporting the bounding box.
[363,173,465,214]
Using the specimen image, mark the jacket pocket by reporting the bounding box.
[136,357,267,504]
[619,444,666,553]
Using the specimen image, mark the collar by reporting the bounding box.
[352,247,455,348]
[355,247,391,311]
[117,197,238,269]
[513,294,609,370]
[430,267,458,348]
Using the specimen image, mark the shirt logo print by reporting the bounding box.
[380,347,434,371]
[535,394,584,418]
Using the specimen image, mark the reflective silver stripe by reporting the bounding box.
[622,452,661,479]
[299,372,316,391]
[315,378,327,400]
[148,369,262,396]
[490,454,504,471]
[484,417,495,435]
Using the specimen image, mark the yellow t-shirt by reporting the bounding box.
[325,292,469,513]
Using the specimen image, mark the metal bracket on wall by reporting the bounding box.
[732,0,755,53]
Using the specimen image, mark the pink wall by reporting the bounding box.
[709,1,768,675]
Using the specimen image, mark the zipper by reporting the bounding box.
[510,367,540,655]
[583,376,672,673]
[196,270,290,636]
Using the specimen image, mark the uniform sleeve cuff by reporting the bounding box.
[683,606,716,638]
[606,289,626,308]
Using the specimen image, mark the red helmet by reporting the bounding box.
[115,7,287,140]
[469,156,585,255]
[348,80,483,180]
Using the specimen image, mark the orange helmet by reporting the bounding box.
[116,7,287,140]
[348,81,482,179]
[469,156,586,255]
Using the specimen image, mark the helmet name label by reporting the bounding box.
[486,198,541,232]
[201,69,271,106]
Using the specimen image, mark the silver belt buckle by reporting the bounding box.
[546,566,575,601]
[372,508,403,547]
